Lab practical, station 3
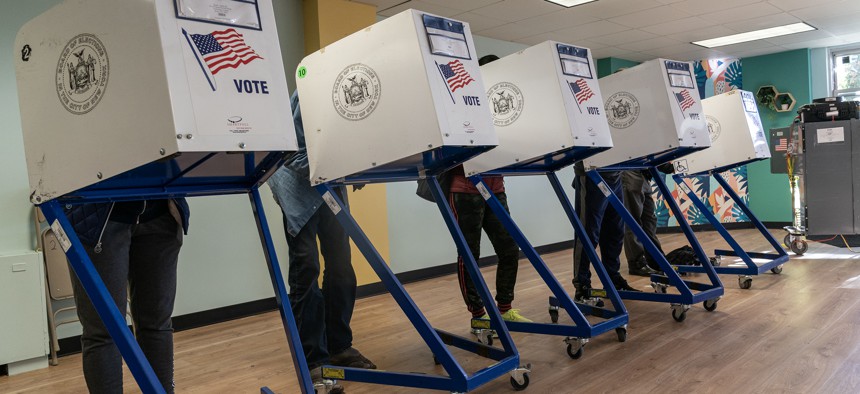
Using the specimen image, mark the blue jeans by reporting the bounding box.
[284,189,356,370]
[70,212,182,394]
[573,171,625,287]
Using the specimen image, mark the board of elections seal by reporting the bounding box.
[332,63,380,121]
[605,91,640,129]
[706,114,721,143]
[56,34,109,115]
[487,82,523,127]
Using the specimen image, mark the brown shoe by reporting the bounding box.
[329,347,377,369]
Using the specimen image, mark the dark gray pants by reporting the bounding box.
[621,170,663,270]
[70,213,182,394]
[285,192,356,370]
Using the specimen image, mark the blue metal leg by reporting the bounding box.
[546,172,627,315]
[649,168,722,288]
[248,188,315,394]
[672,175,757,270]
[313,182,520,392]
[585,170,692,298]
[39,200,166,394]
[464,175,627,340]
[428,178,520,352]
[713,173,788,256]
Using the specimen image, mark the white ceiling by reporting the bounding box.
[351,0,860,61]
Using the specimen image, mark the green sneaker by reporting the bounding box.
[501,309,533,323]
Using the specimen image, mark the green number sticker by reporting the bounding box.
[297,66,307,79]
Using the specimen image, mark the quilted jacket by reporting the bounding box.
[65,199,190,247]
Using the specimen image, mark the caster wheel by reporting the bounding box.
[790,240,808,255]
[616,327,628,342]
[595,298,605,308]
[703,299,718,312]
[738,277,752,290]
[510,374,529,391]
[783,234,792,248]
[566,343,584,359]
[484,335,493,347]
[549,309,559,324]
[672,308,687,322]
[771,265,784,274]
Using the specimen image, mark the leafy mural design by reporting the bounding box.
[724,60,743,91]
[694,61,709,99]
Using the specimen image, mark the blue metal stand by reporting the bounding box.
[36,152,315,394]
[314,178,528,393]
[671,172,789,289]
[466,173,629,356]
[586,168,724,322]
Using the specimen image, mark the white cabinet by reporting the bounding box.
[0,252,49,374]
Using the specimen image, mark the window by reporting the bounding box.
[832,48,860,102]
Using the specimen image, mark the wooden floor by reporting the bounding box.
[2,229,860,393]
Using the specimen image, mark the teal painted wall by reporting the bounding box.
[597,57,640,78]
[742,49,812,222]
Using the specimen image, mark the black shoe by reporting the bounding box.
[629,265,659,277]
[613,277,641,292]
[574,282,592,302]
[329,347,377,369]
[310,367,345,394]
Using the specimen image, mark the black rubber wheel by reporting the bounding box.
[703,299,718,312]
[510,374,529,391]
[616,327,628,342]
[771,265,784,274]
[672,308,687,322]
[596,298,605,308]
[738,277,752,289]
[549,309,559,324]
[566,343,584,359]
[783,234,792,248]
[790,240,808,255]
[485,335,493,347]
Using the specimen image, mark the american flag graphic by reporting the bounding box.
[675,89,696,112]
[570,78,595,105]
[438,60,475,92]
[190,28,263,75]
[774,138,788,152]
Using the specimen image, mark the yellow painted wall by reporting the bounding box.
[303,0,387,286]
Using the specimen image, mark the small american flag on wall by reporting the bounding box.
[438,60,475,92]
[774,138,788,152]
[190,28,263,75]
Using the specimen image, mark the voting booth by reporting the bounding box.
[16,0,296,203]
[297,9,529,393]
[15,1,311,393]
[669,90,788,286]
[458,41,629,356]
[584,59,710,169]
[674,90,770,175]
[571,59,723,322]
[463,40,612,176]
[296,9,497,184]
